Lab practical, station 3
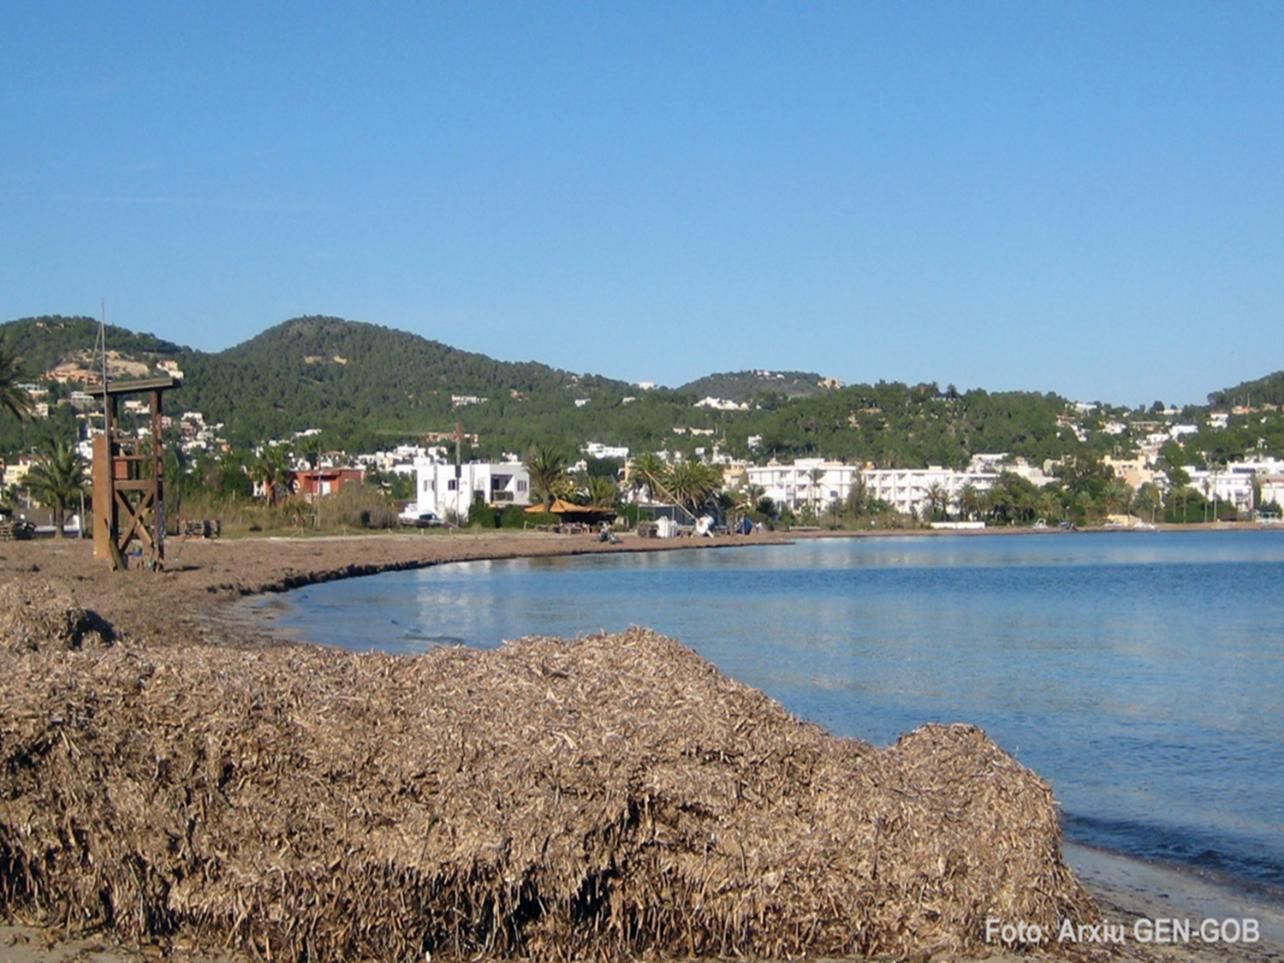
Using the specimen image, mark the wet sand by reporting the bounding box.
[2,529,1282,961]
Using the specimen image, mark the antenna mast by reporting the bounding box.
[89,299,112,440]
[96,300,109,399]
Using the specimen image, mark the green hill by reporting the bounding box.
[173,316,639,448]
[1208,371,1284,408]
[0,315,183,374]
[5,313,1281,469]
[679,370,833,403]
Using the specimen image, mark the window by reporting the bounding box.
[447,479,458,491]
[517,480,528,492]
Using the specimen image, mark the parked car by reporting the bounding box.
[400,511,447,528]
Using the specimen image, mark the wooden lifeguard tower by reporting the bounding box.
[91,374,178,569]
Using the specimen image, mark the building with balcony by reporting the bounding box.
[413,457,532,520]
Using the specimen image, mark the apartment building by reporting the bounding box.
[412,456,532,519]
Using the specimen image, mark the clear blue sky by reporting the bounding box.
[3,2,1281,406]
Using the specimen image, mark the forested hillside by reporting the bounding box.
[744,383,1072,467]
[0,315,183,372]
[1208,371,1284,408]
[174,316,641,449]
[679,370,832,403]
[2,313,1277,469]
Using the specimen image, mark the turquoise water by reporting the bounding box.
[250,531,1284,890]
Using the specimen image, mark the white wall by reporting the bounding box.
[745,460,998,518]
[414,458,532,518]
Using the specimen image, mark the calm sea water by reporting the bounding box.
[247,531,1284,890]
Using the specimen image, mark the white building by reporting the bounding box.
[413,457,532,519]
[1259,474,1284,512]
[583,442,630,460]
[3,456,35,488]
[745,459,999,518]
[746,459,842,511]
[860,466,998,518]
[1185,458,1284,515]
[694,397,748,411]
[1184,467,1254,514]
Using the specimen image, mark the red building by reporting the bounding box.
[292,467,365,500]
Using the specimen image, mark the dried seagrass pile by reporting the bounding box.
[0,582,115,653]
[0,592,1094,961]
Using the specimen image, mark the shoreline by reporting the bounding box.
[0,529,798,647]
[230,531,1284,913]
[3,530,1282,961]
[1065,844,1284,945]
[807,519,1283,538]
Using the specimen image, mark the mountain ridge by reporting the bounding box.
[3,314,1279,468]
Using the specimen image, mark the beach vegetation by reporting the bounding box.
[321,481,400,530]
[23,435,87,537]
[578,473,620,510]
[983,471,1040,525]
[627,451,670,503]
[664,460,722,519]
[249,444,293,506]
[0,339,33,421]
[524,445,569,511]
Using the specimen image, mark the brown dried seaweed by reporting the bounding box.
[0,608,1094,960]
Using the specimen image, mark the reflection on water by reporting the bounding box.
[249,531,1284,889]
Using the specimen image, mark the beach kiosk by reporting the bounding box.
[91,374,177,570]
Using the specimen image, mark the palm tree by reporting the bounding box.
[1133,481,1163,523]
[957,482,981,521]
[807,467,825,517]
[924,482,947,521]
[844,474,869,517]
[666,460,722,520]
[735,483,765,518]
[24,437,87,537]
[0,340,33,420]
[628,452,669,505]
[524,445,567,512]
[1035,490,1062,523]
[298,434,324,470]
[251,444,293,507]
[583,474,619,510]
[1102,480,1135,518]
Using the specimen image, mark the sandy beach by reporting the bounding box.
[2,529,1282,962]
[0,529,796,647]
